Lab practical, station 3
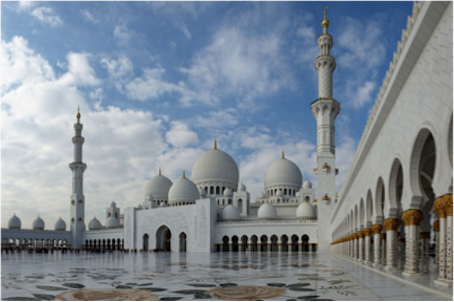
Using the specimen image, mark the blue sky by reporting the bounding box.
[1,1,413,229]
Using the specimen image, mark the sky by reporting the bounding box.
[1,1,414,229]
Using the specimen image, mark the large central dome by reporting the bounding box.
[191,142,239,190]
[264,157,302,189]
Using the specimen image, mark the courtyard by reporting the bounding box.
[1,252,450,301]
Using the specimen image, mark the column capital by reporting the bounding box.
[401,209,423,226]
[363,228,372,237]
[383,218,400,231]
[433,220,440,232]
[357,231,364,238]
[434,194,453,218]
[371,224,383,234]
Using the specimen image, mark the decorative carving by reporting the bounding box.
[383,218,400,231]
[56,288,158,301]
[314,199,318,203]
[420,232,430,239]
[371,224,383,234]
[357,231,364,238]
[434,220,440,232]
[444,194,453,217]
[434,194,451,218]
[322,163,331,170]
[206,285,285,301]
[401,209,423,226]
[322,194,331,201]
[364,228,372,237]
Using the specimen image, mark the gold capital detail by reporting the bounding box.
[357,231,364,238]
[419,232,430,239]
[401,209,423,226]
[364,228,372,237]
[371,224,383,235]
[434,220,440,232]
[434,194,452,218]
[383,218,400,231]
[380,233,386,240]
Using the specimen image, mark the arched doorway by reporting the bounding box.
[241,235,248,252]
[302,235,309,252]
[270,235,278,252]
[156,226,171,252]
[179,233,187,252]
[143,234,149,251]
[222,236,229,252]
[251,235,258,252]
[232,236,239,252]
[281,235,289,252]
[260,235,268,252]
[291,235,298,252]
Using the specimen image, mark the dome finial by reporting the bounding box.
[322,6,329,28]
[183,170,186,178]
[76,106,81,122]
[214,137,217,149]
[159,166,161,175]
[282,147,285,159]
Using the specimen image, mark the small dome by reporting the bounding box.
[296,190,301,198]
[303,179,312,189]
[110,201,116,208]
[54,217,66,231]
[199,188,207,197]
[238,183,246,192]
[168,176,200,205]
[223,188,233,196]
[257,202,277,219]
[160,201,167,207]
[137,204,143,209]
[8,214,21,229]
[259,191,266,198]
[32,216,45,230]
[264,158,302,189]
[105,216,120,228]
[296,201,316,219]
[146,195,153,202]
[276,190,283,197]
[88,217,102,230]
[144,173,173,199]
[222,204,240,220]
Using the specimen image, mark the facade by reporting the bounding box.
[330,1,453,287]
[2,0,452,287]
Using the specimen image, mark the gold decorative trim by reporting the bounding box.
[401,209,423,226]
[363,228,372,237]
[357,231,364,238]
[434,220,440,232]
[371,224,382,235]
[322,194,331,201]
[434,194,453,218]
[383,218,400,231]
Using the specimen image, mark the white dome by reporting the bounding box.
[257,202,277,219]
[192,147,239,190]
[264,158,302,189]
[276,190,283,197]
[138,204,143,209]
[303,179,312,189]
[105,216,120,228]
[223,188,233,196]
[88,217,102,230]
[32,216,45,230]
[238,183,246,192]
[168,176,200,205]
[144,173,173,199]
[296,190,301,198]
[54,217,66,231]
[222,204,240,220]
[8,214,21,229]
[296,201,316,219]
[160,201,167,207]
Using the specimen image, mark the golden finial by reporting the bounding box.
[76,106,81,121]
[159,166,161,175]
[322,6,329,28]
[214,137,217,149]
[282,148,285,159]
[183,171,186,178]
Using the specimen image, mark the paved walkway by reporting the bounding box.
[1,252,451,300]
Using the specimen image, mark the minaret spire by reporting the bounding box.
[214,137,217,149]
[69,108,87,249]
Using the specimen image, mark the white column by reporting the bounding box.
[384,218,399,272]
[373,232,382,267]
[403,224,420,276]
[434,220,439,269]
[364,228,372,265]
[358,231,364,263]
[420,232,430,274]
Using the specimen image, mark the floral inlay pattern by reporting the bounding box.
[205,285,285,301]
[56,288,159,301]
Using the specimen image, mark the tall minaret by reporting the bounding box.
[311,8,340,252]
[69,107,87,249]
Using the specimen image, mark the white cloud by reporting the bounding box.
[178,23,192,40]
[165,121,199,148]
[58,52,101,87]
[194,108,238,129]
[101,55,133,79]
[81,9,99,24]
[114,23,131,45]
[350,81,376,109]
[1,36,55,90]
[181,26,291,107]
[30,6,63,27]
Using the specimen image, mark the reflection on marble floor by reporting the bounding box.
[1,252,449,301]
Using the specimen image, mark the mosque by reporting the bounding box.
[2,1,453,287]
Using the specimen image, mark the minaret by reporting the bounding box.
[69,107,87,249]
[311,8,340,252]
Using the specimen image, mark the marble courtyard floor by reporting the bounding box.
[1,252,451,301]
